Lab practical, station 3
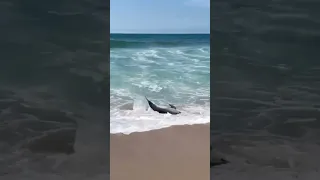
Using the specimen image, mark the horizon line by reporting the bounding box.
[110,32,210,34]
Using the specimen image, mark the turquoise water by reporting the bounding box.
[110,34,210,134]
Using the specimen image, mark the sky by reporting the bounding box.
[110,0,210,34]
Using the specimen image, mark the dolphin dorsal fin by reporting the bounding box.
[168,104,177,109]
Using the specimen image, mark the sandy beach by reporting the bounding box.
[110,124,210,180]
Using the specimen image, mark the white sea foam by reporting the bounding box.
[110,97,210,134]
[111,45,210,134]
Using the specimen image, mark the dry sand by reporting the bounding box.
[110,124,210,180]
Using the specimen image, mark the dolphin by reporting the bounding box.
[145,97,181,115]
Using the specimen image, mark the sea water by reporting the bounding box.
[110,34,210,134]
[211,0,320,179]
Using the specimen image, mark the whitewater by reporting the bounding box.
[110,34,210,134]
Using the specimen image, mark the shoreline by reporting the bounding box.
[110,122,210,135]
[110,123,210,180]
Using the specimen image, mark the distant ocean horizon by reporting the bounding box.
[110,33,210,134]
[110,32,210,33]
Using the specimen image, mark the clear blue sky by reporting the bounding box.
[111,0,210,34]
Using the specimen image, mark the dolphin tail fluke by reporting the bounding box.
[144,96,157,110]
[145,96,150,101]
[145,96,150,110]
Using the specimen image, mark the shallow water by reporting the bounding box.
[110,34,210,134]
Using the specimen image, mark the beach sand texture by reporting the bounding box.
[110,124,210,180]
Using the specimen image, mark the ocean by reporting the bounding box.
[110,34,210,134]
[211,0,320,179]
[0,0,109,179]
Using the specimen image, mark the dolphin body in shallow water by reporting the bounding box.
[145,97,181,115]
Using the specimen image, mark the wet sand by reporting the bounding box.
[110,124,210,180]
